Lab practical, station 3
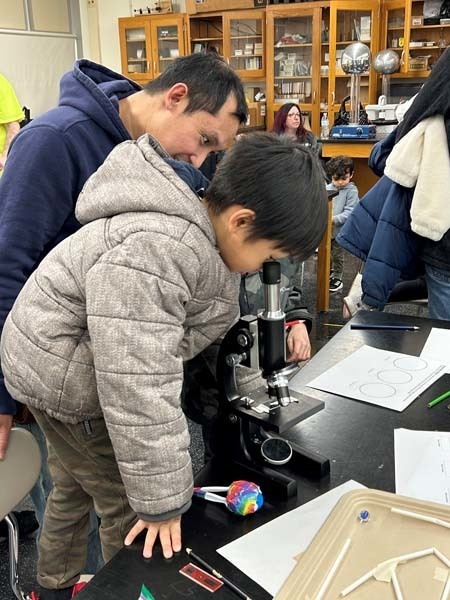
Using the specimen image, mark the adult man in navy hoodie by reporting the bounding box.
[0,53,247,599]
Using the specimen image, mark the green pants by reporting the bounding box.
[30,408,136,590]
[331,238,344,281]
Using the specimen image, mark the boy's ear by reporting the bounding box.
[227,207,256,236]
[165,83,189,111]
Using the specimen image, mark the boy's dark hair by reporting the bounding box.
[325,155,354,180]
[206,132,327,260]
[144,53,248,125]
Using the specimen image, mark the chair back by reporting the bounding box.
[0,428,41,520]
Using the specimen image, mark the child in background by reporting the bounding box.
[326,155,359,293]
[1,132,327,599]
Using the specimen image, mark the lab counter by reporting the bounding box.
[320,136,381,196]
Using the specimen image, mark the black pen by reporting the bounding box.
[186,547,253,600]
[350,324,420,331]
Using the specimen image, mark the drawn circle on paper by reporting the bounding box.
[377,369,413,384]
[359,382,396,398]
[393,356,428,371]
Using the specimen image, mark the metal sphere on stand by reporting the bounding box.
[373,49,401,103]
[340,42,371,124]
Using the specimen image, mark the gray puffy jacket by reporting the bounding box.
[1,135,240,520]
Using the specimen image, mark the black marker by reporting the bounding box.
[186,548,253,600]
[350,324,420,331]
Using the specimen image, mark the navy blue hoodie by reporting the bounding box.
[0,60,213,417]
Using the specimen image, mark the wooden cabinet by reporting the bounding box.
[381,0,450,76]
[266,1,379,135]
[118,14,187,83]
[266,2,328,134]
[224,10,265,80]
[187,10,265,80]
[328,0,380,127]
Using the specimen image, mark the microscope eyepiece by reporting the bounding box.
[262,260,281,285]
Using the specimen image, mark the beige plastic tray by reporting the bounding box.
[275,489,450,600]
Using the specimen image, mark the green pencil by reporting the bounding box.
[427,389,450,408]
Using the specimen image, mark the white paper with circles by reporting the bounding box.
[307,345,446,412]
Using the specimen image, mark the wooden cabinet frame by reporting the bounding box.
[119,14,187,83]
[328,0,380,127]
[223,9,266,80]
[266,2,327,133]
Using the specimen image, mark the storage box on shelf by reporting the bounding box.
[408,54,430,70]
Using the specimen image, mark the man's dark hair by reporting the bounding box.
[144,53,248,124]
[206,132,327,260]
[325,155,354,180]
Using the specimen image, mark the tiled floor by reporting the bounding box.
[0,250,428,599]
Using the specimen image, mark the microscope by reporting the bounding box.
[214,260,330,499]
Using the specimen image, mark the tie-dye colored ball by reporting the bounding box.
[226,480,264,515]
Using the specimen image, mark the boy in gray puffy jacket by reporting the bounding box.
[326,155,359,293]
[1,132,327,597]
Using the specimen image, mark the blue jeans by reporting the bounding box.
[425,264,450,320]
[17,421,104,574]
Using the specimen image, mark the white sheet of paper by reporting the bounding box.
[395,428,450,505]
[217,480,365,596]
[420,328,450,373]
[306,345,445,412]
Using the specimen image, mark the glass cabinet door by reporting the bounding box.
[189,16,224,56]
[409,0,449,73]
[272,13,315,124]
[329,1,379,121]
[151,17,186,78]
[119,19,153,82]
[224,11,265,79]
[382,0,407,73]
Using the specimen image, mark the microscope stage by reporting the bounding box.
[231,387,324,434]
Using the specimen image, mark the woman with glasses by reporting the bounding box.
[272,102,319,154]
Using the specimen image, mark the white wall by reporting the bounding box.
[97,0,130,71]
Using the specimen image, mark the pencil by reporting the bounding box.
[350,324,420,331]
[186,548,253,600]
[427,389,450,408]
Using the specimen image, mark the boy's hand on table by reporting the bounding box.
[287,322,311,363]
[124,516,182,559]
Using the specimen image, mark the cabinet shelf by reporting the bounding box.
[335,73,369,77]
[336,39,371,45]
[128,58,147,62]
[274,43,313,47]
[126,37,146,42]
[411,24,450,29]
[230,35,262,39]
[190,36,223,41]
[409,45,446,49]
[274,75,312,79]
[233,53,263,58]
[158,37,178,41]
[391,70,429,77]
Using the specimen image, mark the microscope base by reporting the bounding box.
[203,389,330,499]
[196,448,329,500]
